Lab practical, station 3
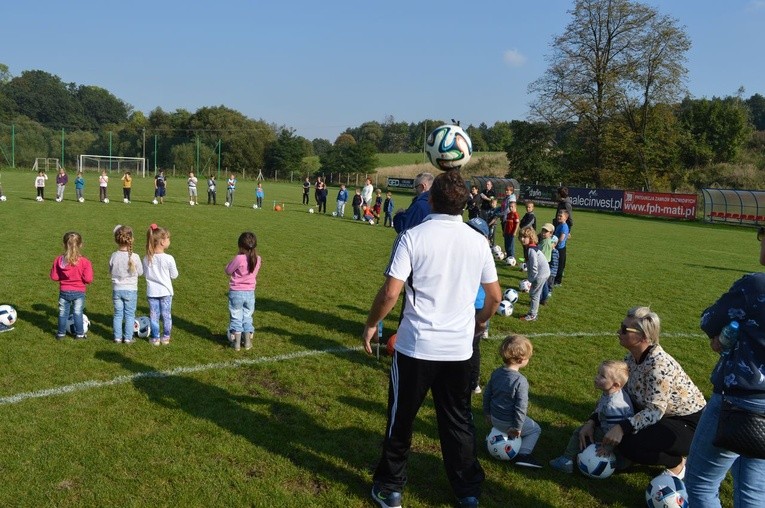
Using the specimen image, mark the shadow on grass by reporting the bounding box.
[684,263,752,274]
[258,296,362,338]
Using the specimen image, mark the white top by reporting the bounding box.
[109,250,144,291]
[142,253,178,297]
[188,176,197,189]
[387,214,498,361]
[361,183,374,205]
[99,175,109,187]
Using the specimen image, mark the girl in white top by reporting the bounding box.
[143,224,178,346]
[109,225,143,343]
[99,170,109,202]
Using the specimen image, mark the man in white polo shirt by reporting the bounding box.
[362,170,502,508]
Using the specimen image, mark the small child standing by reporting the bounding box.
[483,334,542,468]
[538,223,558,304]
[143,224,179,346]
[207,175,216,204]
[226,173,237,206]
[486,197,502,248]
[110,225,143,343]
[336,184,348,217]
[35,171,48,200]
[225,232,262,351]
[50,231,94,339]
[383,191,394,227]
[518,227,550,322]
[503,201,520,260]
[255,182,264,208]
[121,171,132,202]
[99,170,109,202]
[373,189,383,219]
[352,188,363,220]
[188,172,198,205]
[55,168,68,201]
[549,360,634,473]
[519,201,537,262]
[75,171,85,201]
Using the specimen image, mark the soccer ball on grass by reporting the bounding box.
[103,198,109,204]
[36,196,43,202]
[0,304,18,328]
[134,316,151,338]
[506,257,517,267]
[496,300,514,317]
[425,124,473,170]
[0,195,7,202]
[78,197,84,203]
[66,314,90,336]
[152,199,158,205]
[645,473,688,508]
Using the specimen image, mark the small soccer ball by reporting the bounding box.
[152,199,158,205]
[425,124,473,170]
[36,196,43,202]
[55,197,62,203]
[224,201,230,207]
[189,201,195,206]
[486,427,522,461]
[332,211,337,217]
[491,245,502,257]
[309,208,314,213]
[369,219,375,225]
[134,316,151,338]
[253,204,258,209]
[0,304,17,327]
[496,300,514,317]
[519,279,532,293]
[0,195,7,202]
[503,288,519,304]
[576,443,616,479]
[521,262,528,272]
[124,198,130,204]
[386,333,397,356]
[66,314,90,336]
[274,204,283,212]
[103,198,109,204]
[78,197,84,203]
[353,215,359,220]
[645,474,689,508]
[506,257,517,267]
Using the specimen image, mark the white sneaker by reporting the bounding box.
[473,385,482,394]
[481,330,489,339]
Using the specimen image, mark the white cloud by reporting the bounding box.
[503,49,527,67]
[747,0,765,11]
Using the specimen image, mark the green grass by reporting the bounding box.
[0,167,746,507]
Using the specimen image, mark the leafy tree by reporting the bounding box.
[357,121,384,149]
[264,128,305,176]
[465,124,488,152]
[312,138,332,157]
[335,133,356,146]
[678,96,752,164]
[77,85,131,129]
[380,116,409,152]
[320,140,376,175]
[5,70,85,128]
[746,93,765,131]
[485,121,513,152]
[505,121,559,183]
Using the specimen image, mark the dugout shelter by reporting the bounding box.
[702,188,765,226]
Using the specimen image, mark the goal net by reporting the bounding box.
[32,158,62,172]
[78,155,146,177]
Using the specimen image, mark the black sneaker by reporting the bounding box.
[514,453,543,468]
[371,484,402,508]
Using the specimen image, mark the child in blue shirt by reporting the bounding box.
[553,210,570,286]
[336,184,348,217]
[75,171,85,201]
[255,182,264,208]
[383,192,394,227]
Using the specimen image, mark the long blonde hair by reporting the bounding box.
[62,231,83,265]
[114,225,136,273]
[145,223,170,265]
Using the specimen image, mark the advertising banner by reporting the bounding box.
[568,187,624,213]
[622,191,697,219]
[386,178,416,189]
[520,185,558,206]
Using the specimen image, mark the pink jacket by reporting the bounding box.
[50,255,94,292]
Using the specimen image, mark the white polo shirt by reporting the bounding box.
[386,214,498,361]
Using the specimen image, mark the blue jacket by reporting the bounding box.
[393,191,431,233]
[701,272,765,398]
[337,189,348,202]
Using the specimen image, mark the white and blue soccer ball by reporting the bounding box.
[36,196,43,202]
[645,473,689,508]
[332,211,337,217]
[425,124,473,170]
[55,197,62,203]
[506,256,517,266]
[0,195,6,202]
[503,288,519,304]
[152,199,158,205]
[309,208,314,214]
[134,316,151,338]
[103,198,109,204]
[0,304,17,327]
[492,245,503,257]
[486,427,522,461]
[519,279,532,293]
[576,443,616,479]
[497,300,514,317]
[66,314,90,336]
[253,204,258,209]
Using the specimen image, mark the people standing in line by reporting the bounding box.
[503,201,520,260]
[154,170,167,204]
[314,176,323,206]
[55,168,68,201]
[518,227,550,322]
[393,172,434,233]
[109,225,143,344]
[255,182,264,208]
[188,171,198,205]
[121,171,132,202]
[207,175,216,205]
[553,186,574,232]
[553,209,570,286]
[538,223,558,304]
[361,177,374,208]
[479,180,495,222]
[362,170,501,508]
[143,224,178,346]
[383,191,394,227]
[225,232,262,352]
[499,184,516,227]
[35,170,48,200]
[75,171,85,201]
[336,184,348,217]
[352,188,363,220]
[302,177,310,205]
[685,226,765,506]
[226,173,236,206]
[99,170,109,202]
[50,231,94,339]
[519,201,537,263]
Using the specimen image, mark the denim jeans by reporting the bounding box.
[113,289,138,340]
[504,233,515,259]
[148,296,173,339]
[336,200,346,217]
[228,290,255,333]
[686,392,765,507]
[58,291,85,336]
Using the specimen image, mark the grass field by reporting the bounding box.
[0,168,748,507]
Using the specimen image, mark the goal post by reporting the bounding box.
[32,158,62,172]
[78,155,147,177]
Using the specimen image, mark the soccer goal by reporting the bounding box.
[78,155,146,177]
[32,158,62,172]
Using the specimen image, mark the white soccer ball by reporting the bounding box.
[134,316,151,338]
[369,219,375,225]
[486,427,522,461]
[224,201,230,207]
[253,204,258,209]
[519,279,532,293]
[309,208,314,213]
[503,288,519,304]
[576,443,616,479]
[425,124,473,170]
[492,245,502,257]
[78,197,84,203]
[55,197,62,203]
[36,196,43,202]
[124,198,130,204]
[497,300,514,317]
[189,200,195,206]
[506,257,517,267]
[103,198,109,204]
[152,199,158,205]
[0,195,7,202]
[332,211,337,217]
[521,262,528,272]
[353,215,359,220]
[0,304,17,327]
[66,314,90,336]
[645,474,689,508]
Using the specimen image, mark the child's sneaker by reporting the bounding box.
[473,385,482,394]
[160,337,170,345]
[519,314,537,322]
[114,338,122,344]
[55,334,66,340]
[124,338,134,345]
[458,496,479,507]
[75,335,87,340]
[549,456,573,473]
[514,453,542,468]
[371,484,402,508]
[150,338,161,346]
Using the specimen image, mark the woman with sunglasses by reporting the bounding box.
[587,307,706,478]
[685,227,765,507]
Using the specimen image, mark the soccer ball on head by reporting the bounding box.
[486,427,522,461]
[0,304,18,328]
[503,288,519,304]
[134,316,151,338]
[66,314,90,336]
[152,199,158,205]
[496,300,514,317]
[425,124,473,170]
[36,196,43,202]
[519,279,532,293]
[645,474,688,508]
[576,443,616,479]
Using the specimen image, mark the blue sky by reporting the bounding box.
[3,0,764,141]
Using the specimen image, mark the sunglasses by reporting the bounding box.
[619,324,641,335]
[758,226,765,242]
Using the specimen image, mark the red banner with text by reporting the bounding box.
[622,191,697,219]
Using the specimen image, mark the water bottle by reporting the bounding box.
[719,320,739,350]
